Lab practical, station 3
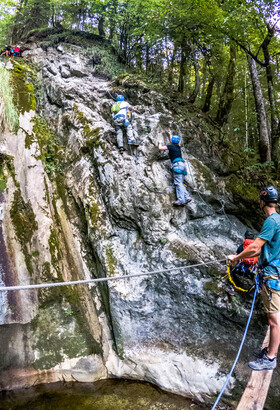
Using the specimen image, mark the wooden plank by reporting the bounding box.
[237,327,273,410]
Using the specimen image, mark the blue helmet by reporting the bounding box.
[260,186,279,203]
[171,135,180,144]
[116,95,125,102]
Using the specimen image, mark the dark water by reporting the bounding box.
[0,379,213,409]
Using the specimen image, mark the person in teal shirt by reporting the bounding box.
[258,212,280,275]
[228,186,280,371]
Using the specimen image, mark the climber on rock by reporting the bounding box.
[228,186,280,371]
[158,135,192,206]
[1,45,11,56]
[12,45,22,57]
[225,230,259,296]
[111,94,139,153]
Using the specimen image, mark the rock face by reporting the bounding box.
[0,38,279,407]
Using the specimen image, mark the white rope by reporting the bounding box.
[0,259,226,292]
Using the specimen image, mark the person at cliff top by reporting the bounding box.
[111,94,139,153]
[228,186,280,371]
[12,45,22,57]
[226,230,259,296]
[158,135,192,206]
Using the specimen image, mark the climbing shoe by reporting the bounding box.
[184,199,192,204]
[173,200,185,206]
[254,346,268,359]
[119,147,125,154]
[248,354,277,371]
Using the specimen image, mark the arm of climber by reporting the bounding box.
[158,142,168,150]
[228,237,266,265]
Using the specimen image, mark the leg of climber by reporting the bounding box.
[116,125,125,152]
[267,312,280,358]
[228,186,280,371]
[173,173,192,206]
[126,122,139,146]
[248,291,280,370]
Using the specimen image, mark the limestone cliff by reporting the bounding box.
[0,31,278,408]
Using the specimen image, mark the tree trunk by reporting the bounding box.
[202,75,215,113]
[98,16,105,37]
[145,45,150,73]
[261,26,279,166]
[188,61,200,104]
[168,42,178,85]
[178,38,188,93]
[109,0,117,41]
[215,44,236,126]
[247,54,271,162]
[135,37,143,70]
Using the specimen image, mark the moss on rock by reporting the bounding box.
[169,240,199,262]
[31,301,97,370]
[105,245,117,276]
[10,188,38,274]
[73,104,104,151]
[226,174,259,202]
[10,60,36,115]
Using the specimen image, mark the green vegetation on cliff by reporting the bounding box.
[0,65,19,131]
[10,60,36,114]
[10,188,38,274]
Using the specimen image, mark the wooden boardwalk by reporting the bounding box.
[237,328,273,410]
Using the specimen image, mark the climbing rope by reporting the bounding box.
[227,264,257,293]
[0,259,226,292]
[211,274,259,410]
[217,199,231,223]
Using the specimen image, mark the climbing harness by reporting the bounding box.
[0,259,226,292]
[227,263,257,293]
[211,274,260,410]
[171,158,187,175]
[260,259,280,291]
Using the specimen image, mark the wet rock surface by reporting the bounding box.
[0,40,279,408]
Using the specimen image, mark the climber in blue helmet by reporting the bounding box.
[111,94,139,153]
[228,186,280,371]
[116,95,124,101]
[158,134,192,206]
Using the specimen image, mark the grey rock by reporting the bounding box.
[0,40,273,404]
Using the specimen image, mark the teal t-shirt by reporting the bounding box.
[258,213,280,275]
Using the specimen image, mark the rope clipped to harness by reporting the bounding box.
[227,264,256,293]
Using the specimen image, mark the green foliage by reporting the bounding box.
[85,44,126,79]
[0,64,19,131]
[4,0,280,168]
[9,60,36,115]
[0,1,17,46]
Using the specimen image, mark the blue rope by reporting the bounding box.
[211,275,260,410]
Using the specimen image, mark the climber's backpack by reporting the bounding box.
[111,101,122,114]
[242,238,258,265]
